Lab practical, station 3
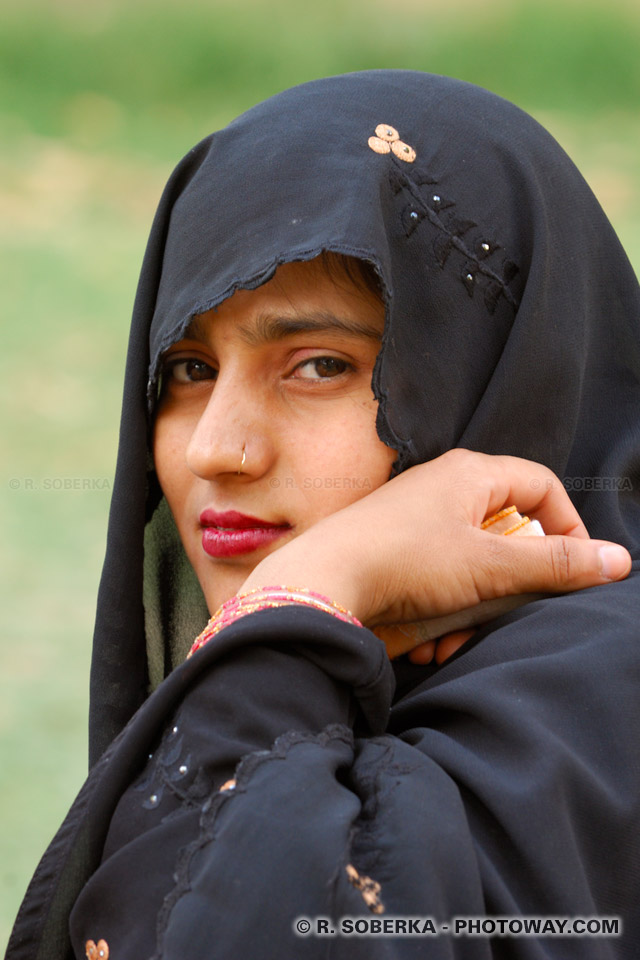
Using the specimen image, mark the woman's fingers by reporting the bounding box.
[596,543,634,580]
[406,638,436,665]
[468,532,631,602]
[490,461,591,540]
[434,450,591,539]
[407,630,477,666]
[434,630,476,665]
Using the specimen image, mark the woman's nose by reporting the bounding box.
[185,375,274,480]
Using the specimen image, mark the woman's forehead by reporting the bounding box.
[179,256,385,347]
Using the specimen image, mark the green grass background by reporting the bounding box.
[1,0,639,947]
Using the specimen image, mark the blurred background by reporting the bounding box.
[1,0,638,946]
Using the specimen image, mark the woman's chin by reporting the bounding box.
[197,528,301,606]
[198,555,273,614]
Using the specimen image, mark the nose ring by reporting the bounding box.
[238,445,246,475]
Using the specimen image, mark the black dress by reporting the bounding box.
[7,71,640,959]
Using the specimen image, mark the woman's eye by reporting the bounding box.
[294,357,351,379]
[167,359,216,383]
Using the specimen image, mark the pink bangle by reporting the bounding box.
[187,586,363,658]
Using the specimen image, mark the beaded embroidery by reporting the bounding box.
[367,122,519,314]
[133,720,208,812]
[367,123,416,162]
[85,940,109,960]
[346,863,385,914]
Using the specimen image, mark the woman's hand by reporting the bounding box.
[240,450,632,630]
[407,629,476,665]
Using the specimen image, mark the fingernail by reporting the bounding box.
[598,545,630,581]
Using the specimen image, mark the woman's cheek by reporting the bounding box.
[153,413,192,517]
[293,432,393,520]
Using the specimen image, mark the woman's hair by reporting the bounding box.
[317,251,383,303]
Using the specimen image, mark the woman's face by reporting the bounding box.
[154,257,396,613]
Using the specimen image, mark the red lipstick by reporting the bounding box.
[199,509,290,558]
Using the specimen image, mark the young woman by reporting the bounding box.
[8,71,639,959]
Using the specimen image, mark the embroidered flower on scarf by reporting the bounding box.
[345,863,385,914]
[85,940,109,960]
[368,122,519,314]
[368,124,416,162]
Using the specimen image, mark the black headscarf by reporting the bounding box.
[9,71,640,960]
[90,70,640,764]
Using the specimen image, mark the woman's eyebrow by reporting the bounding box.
[185,311,382,344]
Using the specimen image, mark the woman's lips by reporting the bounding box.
[199,509,291,558]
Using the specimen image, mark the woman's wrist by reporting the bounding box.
[189,585,363,658]
[239,528,368,623]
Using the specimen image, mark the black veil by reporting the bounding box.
[90,72,640,763]
[10,72,640,960]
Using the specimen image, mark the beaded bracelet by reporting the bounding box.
[480,504,518,529]
[481,504,544,538]
[187,586,363,658]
